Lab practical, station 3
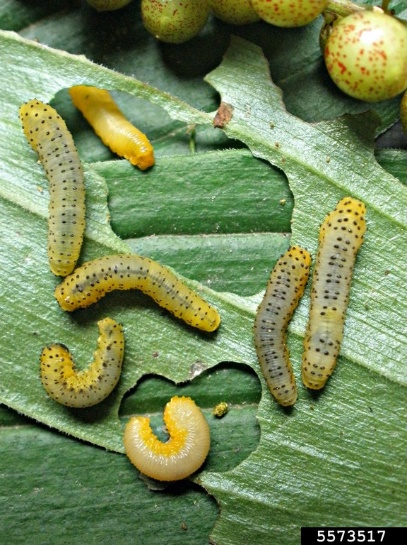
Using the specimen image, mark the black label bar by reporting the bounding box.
[301,527,405,544]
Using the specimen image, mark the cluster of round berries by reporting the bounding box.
[86,1,407,113]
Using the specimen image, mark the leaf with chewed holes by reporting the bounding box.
[0,28,406,545]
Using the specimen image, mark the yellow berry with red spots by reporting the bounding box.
[250,0,327,28]
[208,0,260,25]
[324,11,407,102]
[141,0,210,43]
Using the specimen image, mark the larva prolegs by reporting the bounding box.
[54,254,221,332]
[302,197,366,390]
[19,99,86,277]
[40,317,124,408]
[254,246,311,406]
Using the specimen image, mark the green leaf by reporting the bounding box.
[0,30,262,453]
[199,37,407,544]
[96,150,293,295]
[205,37,407,384]
[0,366,260,544]
[0,419,220,545]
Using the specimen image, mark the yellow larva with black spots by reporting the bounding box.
[123,396,210,481]
[302,197,366,390]
[40,317,124,408]
[69,85,154,170]
[253,246,311,406]
[54,254,221,332]
[19,99,86,277]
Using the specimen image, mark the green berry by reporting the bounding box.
[85,0,132,10]
[141,0,210,43]
[400,91,407,134]
[324,11,407,102]
[207,0,260,25]
[250,0,328,28]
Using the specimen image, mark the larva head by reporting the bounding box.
[288,245,312,271]
[319,197,366,246]
[190,304,221,333]
[126,140,155,170]
[19,99,48,148]
[54,282,74,311]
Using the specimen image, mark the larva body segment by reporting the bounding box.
[19,99,86,277]
[54,254,221,332]
[123,396,210,481]
[69,85,154,170]
[302,197,366,390]
[40,317,125,408]
[253,246,311,406]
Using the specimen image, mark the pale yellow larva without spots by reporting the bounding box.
[253,246,311,406]
[54,254,221,332]
[40,317,124,408]
[19,99,86,277]
[123,396,210,481]
[302,197,366,390]
[69,85,154,170]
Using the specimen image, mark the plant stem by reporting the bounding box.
[324,0,382,18]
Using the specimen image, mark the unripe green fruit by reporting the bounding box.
[324,11,407,102]
[207,0,260,25]
[141,0,210,43]
[400,91,407,134]
[250,0,328,28]
[85,0,132,10]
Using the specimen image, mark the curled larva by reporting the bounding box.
[19,99,86,276]
[253,246,311,406]
[302,197,366,390]
[40,317,124,408]
[69,85,154,170]
[54,254,220,332]
[123,396,210,481]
